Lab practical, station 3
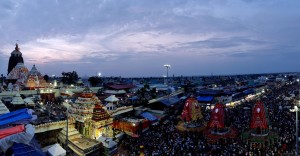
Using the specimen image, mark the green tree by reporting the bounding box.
[43,74,49,82]
[88,76,102,87]
[61,71,79,85]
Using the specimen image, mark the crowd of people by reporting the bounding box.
[119,82,300,155]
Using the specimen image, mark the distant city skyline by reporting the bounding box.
[0,0,300,77]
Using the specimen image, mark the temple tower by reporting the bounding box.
[7,44,24,75]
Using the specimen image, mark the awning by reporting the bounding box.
[0,109,33,126]
[13,140,44,156]
[128,96,138,100]
[105,95,119,102]
[160,96,180,106]
[140,112,158,121]
[180,96,187,100]
[0,124,35,153]
[47,143,66,156]
[243,89,254,95]
[0,125,25,139]
[197,96,213,102]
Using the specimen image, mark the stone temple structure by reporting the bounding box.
[6,63,29,85]
[7,44,24,75]
[25,65,48,89]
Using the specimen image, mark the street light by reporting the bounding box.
[65,102,70,152]
[290,100,300,156]
[163,64,171,78]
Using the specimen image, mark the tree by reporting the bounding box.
[61,71,79,85]
[88,76,102,87]
[43,74,49,82]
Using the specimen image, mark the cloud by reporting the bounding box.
[0,0,300,77]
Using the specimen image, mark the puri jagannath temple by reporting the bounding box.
[6,44,48,89]
[7,44,24,75]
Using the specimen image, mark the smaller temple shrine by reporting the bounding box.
[91,102,113,139]
[10,93,25,110]
[204,103,237,144]
[241,101,278,148]
[68,87,113,139]
[25,65,48,89]
[6,63,29,86]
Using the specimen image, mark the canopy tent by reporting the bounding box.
[140,112,158,121]
[197,96,214,102]
[48,143,66,156]
[0,125,25,139]
[104,90,126,94]
[24,97,35,106]
[180,96,187,100]
[0,109,35,127]
[160,96,180,106]
[105,95,119,102]
[243,89,254,95]
[13,144,44,156]
[0,124,35,153]
[128,96,138,100]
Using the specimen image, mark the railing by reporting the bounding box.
[34,120,67,133]
[109,106,134,116]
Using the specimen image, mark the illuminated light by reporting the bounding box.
[132,123,136,126]
[98,72,102,77]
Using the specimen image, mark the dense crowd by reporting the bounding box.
[120,82,300,155]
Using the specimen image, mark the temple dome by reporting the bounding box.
[29,65,39,75]
[11,44,22,56]
[7,44,24,75]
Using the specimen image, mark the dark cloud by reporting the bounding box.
[0,0,300,77]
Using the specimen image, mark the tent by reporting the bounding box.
[0,125,25,139]
[180,96,187,100]
[243,89,254,95]
[0,124,35,153]
[0,109,34,126]
[13,142,44,156]
[160,96,180,106]
[48,144,66,156]
[128,96,138,100]
[197,96,213,102]
[105,95,119,102]
[140,112,158,121]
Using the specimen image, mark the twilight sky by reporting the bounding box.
[0,0,300,77]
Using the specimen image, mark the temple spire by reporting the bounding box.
[15,43,19,51]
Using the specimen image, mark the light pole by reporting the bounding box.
[65,103,69,152]
[290,100,300,156]
[163,64,171,78]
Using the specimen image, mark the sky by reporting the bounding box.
[0,0,300,78]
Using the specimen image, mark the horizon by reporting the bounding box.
[1,0,300,77]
